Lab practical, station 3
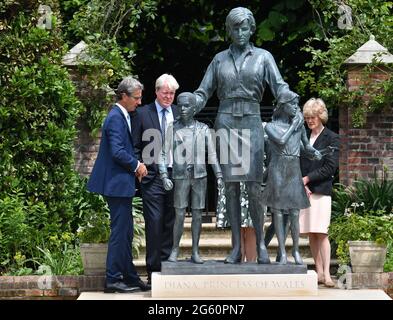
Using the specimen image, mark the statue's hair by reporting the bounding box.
[155,73,179,91]
[177,92,196,106]
[115,76,143,100]
[303,98,328,124]
[272,90,299,121]
[225,7,256,36]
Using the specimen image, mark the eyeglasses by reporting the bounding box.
[131,95,142,100]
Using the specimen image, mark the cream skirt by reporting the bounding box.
[299,194,331,234]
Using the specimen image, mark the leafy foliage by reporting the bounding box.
[298,0,393,127]
[384,242,393,272]
[65,0,158,133]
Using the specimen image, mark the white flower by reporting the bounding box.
[344,208,352,217]
[77,226,84,233]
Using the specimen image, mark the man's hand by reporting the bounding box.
[304,185,312,198]
[162,177,173,191]
[136,163,147,182]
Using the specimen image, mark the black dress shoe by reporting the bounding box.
[104,281,140,293]
[127,278,151,291]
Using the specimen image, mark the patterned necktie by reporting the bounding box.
[161,108,167,144]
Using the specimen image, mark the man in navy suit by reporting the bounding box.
[131,74,179,284]
[87,76,150,293]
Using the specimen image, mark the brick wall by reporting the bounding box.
[74,119,101,177]
[0,275,105,300]
[339,66,393,186]
[69,67,109,177]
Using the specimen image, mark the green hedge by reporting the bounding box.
[0,0,83,273]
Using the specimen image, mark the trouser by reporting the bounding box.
[105,196,139,284]
[141,175,175,276]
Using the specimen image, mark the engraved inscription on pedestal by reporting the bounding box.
[152,271,318,298]
[163,278,306,290]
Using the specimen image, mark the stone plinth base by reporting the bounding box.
[152,271,317,298]
[161,260,307,275]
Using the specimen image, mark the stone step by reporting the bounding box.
[174,223,231,239]
[142,220,277,239]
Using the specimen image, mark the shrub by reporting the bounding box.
[34,242,83,276]
[0,196,31,271]
[332,176,393,219]
[329,211,393,270]
[330,175,393,271]
[0,1,83,274]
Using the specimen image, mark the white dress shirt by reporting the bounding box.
[115,102,140,172]
[116,103,131,132]
[155,100,174,167]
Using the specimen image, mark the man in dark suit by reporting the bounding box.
[87,76,150,293]
[131,74,179,284]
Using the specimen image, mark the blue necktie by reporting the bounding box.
[161,108,167,144]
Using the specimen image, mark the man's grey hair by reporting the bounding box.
[116,76,144,100]
[155,73,179,91]
[225,7,256,36]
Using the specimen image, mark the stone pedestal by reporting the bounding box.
[346,272,390,289]
[152,271,317,298]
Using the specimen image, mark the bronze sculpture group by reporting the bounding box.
[160,7,322,265]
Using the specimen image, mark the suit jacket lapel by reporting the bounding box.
[148,103,161,131]
[114,105,133,142]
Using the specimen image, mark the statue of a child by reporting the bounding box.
[158,92,224,264]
